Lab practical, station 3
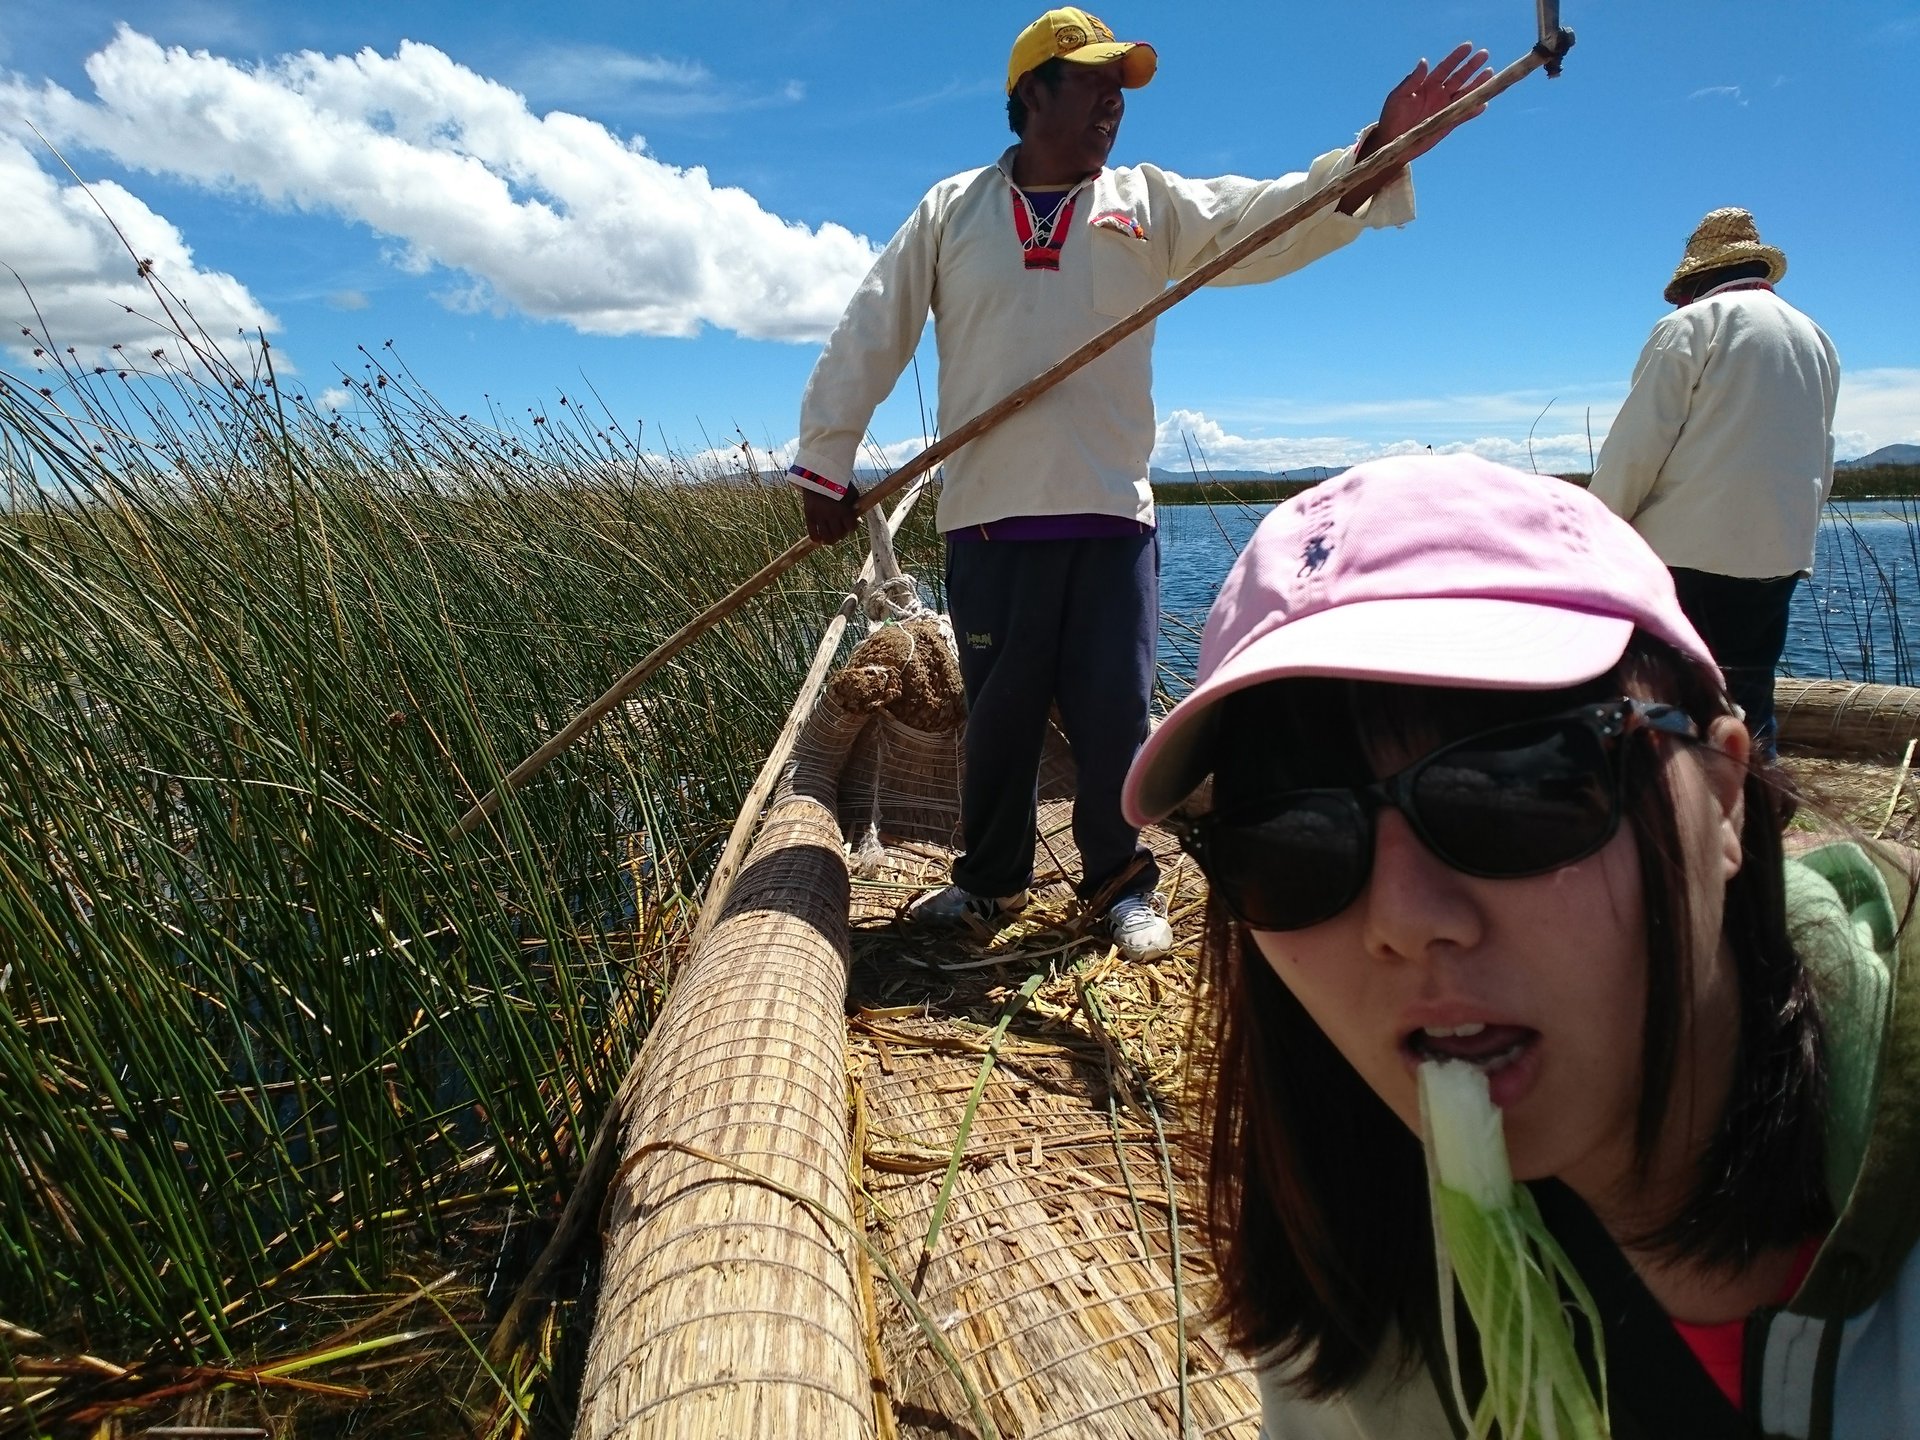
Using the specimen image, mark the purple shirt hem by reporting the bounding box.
[945,513,1153,543]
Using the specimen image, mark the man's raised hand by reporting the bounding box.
[1338,42,1491,213]
[1370,42,1492,166]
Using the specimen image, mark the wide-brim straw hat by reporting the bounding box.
[1665,207,1787,304]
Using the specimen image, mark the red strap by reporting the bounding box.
[1669,1235,1821,1412]
[1011,192,1079,271]
[787,463,846,498]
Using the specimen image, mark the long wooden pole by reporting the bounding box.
[685,482,931,953]
[454,24,1573,836]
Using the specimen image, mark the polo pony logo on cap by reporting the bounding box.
[1299,531,1333,575]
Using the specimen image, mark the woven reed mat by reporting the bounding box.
[847,805,1261,1439]
[575,798,870,1440]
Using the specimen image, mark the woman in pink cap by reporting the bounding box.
[1121,455,1920,1436]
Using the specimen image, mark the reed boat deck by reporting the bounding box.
[845,812,1259,1439]
[573,636,1266,1438]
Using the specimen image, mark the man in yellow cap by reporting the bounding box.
[787,10,1489,959]
[1591,207,1840,752]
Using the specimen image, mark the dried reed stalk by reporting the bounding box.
[689,479,932,954]
[852,1026,1260,1439]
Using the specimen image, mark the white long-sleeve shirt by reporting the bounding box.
[788,142,1413,534]
[1589,280,1840,578]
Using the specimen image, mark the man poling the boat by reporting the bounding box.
[451,7,1573,841]
[787,9,1492,960]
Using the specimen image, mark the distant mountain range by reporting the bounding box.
[1836,444,1920,469]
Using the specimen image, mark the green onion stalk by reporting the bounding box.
[1419,1059,1611,1440]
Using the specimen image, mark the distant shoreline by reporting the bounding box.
[1150,463,1920,507]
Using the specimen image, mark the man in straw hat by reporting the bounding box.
[787,10,1489,960]
[1592,207,1840,753]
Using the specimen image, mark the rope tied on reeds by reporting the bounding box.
[859,572,931,628]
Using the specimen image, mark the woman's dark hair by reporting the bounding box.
[1007,57,1067,136]
[1194,632,1829,1395]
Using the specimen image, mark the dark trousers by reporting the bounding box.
[1668,567,1801,753]
[944,533,1161,904]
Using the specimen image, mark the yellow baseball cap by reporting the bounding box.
[1006,8,1157,95]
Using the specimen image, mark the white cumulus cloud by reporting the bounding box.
[1834,367,1920,459]
[1149,368,1920,478]
[0,132,277,365]
[1152,407,1600,476]
[1,26,877,343]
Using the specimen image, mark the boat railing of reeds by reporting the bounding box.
[562,490,1920,1440]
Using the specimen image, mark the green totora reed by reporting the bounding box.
[0,320,934,1434]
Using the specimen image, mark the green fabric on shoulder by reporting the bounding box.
[1785,841,1895,1204]
[1786,839,1920,1320]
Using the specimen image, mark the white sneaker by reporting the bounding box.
[906,884,1029,927]
[1107,892,1173,961]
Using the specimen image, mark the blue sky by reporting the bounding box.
[2,0,1916,475]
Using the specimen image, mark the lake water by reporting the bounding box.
[1156,498,1920,691]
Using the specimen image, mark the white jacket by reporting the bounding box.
[788,143,1413,534]
[1589,281,1840,578]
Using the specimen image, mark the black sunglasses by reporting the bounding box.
[1169,698,1701,932]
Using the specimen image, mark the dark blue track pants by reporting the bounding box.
[943,532,1161,904]
[1669,566,1800,755]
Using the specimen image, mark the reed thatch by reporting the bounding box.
[1777,677,1920,760]
[572,797,870,1440]
[847,818,1259,1439]
[571,538,949,1439]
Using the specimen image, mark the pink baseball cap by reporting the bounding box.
[1123,455,1719,825]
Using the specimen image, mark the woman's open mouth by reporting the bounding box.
[1402,1023,1542,1108]
[1404,1022,1537,1072]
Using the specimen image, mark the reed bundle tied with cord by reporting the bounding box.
[1776,677,1920,760]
